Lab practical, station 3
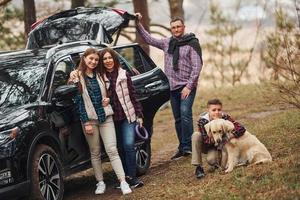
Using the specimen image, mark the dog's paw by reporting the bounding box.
[225,167,233,173]
[220,170,227,175]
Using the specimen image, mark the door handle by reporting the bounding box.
[145,80,162,89]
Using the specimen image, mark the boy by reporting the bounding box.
[191,99,246,178]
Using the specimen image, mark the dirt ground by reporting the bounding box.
[63,109,178,200]
[62,82,300,200]
[63,108,288,200]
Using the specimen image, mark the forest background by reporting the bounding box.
[0,0,299,199]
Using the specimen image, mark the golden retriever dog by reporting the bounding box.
[205,119,272,173]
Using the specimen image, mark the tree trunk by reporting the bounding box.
[0,0,12,7]
[168,0,184,20]
[71,0,85,9]
[133,0,150,54]
[23,0,36,39]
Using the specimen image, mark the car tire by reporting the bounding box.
[29,144,64,200]
[136,140,151,176]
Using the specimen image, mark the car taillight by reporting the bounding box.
[30,15,49,30]
[112,8,127,15]
[30,19,43,30]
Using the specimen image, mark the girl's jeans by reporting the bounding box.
[115,119,137,178]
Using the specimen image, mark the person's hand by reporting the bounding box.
[136,117,143,127]
[181,87,191,99]
[84,123,93,135]
[102,97,110,107]
[69,70,79,83]
[135,13,142,21]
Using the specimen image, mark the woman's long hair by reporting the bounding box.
[98,47,120,76]
[77,47,101,93]
[98,48,121,97]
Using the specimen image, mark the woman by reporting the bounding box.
[99,48,144,188]
[68,48,132,195]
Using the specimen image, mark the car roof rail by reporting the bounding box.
[46,40,100,59]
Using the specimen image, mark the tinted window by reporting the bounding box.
[28,22,103,49]
[0,58,46,108]
[115,46,155,75]
[51,58,74,97]
[26,8,126,49]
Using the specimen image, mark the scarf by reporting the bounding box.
[168,33,203,71]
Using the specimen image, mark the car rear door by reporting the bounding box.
[113,44,170,137]
[26,7,135,49]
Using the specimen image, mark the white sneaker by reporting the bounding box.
[95,181,106,194]
[120,181,132,195]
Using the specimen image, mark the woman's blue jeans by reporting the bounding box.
[170,87,196,153]
[115,119,136,178]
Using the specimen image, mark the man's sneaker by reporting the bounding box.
[195,165,205,179]
[171,150,184,160]
[183,150,192,156]
[95,181,106,194]
[120,181,132,195]
[127,177,144,188]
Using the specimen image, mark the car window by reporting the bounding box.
[52,58,74,93]
[0,58,46,109]
[26,7,129,49]
[115,46,155,75]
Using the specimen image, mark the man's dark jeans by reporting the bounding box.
[115,119,136,178]
[170,87,196,152]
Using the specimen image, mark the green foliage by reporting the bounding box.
[0,5,25,50]
[261,8,300,109]
[204,2,254,87]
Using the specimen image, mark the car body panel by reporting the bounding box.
[1,7,169,198]
[0,40,170,199]
[26,7,135,49]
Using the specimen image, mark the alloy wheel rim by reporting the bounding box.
[38,153,61,200]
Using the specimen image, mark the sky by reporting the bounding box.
[12,0,298,25]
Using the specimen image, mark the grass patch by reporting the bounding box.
[131,84,300,200]
[64,84,300,200]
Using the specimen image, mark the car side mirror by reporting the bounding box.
[53,84,78,103]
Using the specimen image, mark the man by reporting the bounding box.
[135,13,203,160]
[192,99,246,179]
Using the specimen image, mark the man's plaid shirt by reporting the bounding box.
[137,23,202,91]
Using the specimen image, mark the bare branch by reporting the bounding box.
[119,32,134,42]
[150,23,171,32]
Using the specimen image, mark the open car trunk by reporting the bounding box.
[26,7,135,49]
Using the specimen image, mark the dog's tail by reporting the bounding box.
[253,157,272,165]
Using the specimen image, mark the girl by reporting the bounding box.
[99,48,144,188]
[68,48,132,195]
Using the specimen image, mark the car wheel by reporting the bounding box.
[30,144,64,200]
[136,140,151,176]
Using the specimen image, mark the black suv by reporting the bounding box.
[0,7,170,200]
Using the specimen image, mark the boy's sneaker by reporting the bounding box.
[120,181,132,195]
[195,165,205,179]
[127,177,144,188]
[95,181,106,194]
